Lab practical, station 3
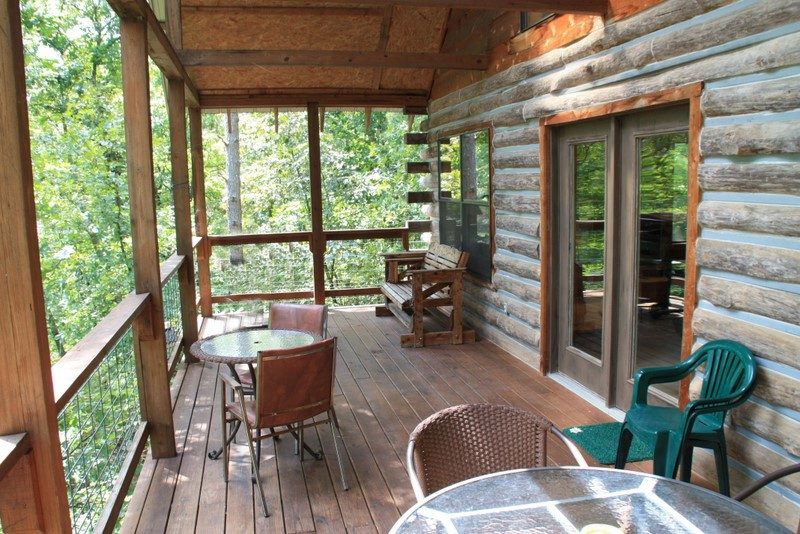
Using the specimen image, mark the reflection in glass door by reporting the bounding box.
[633,132,688,398]
[554,119,614,399]
[553,105,690,408]
[572,141,606,360]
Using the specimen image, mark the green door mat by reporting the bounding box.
[563,422,654,465]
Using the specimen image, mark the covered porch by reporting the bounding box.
[121,307,652,533]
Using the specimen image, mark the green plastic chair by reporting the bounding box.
[614,339,757,496]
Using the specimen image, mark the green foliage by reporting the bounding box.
[203,109,425,308]
[23,0,176,359]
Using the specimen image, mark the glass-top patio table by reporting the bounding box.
[189,327,320,460]
[391,467,789,533]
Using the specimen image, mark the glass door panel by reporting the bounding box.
[633,132,688,398]
[572,141,607,360]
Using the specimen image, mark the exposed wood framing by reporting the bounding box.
[167,78,199,361]
[0,434,30,483]
[538,118,552,374]
[254,0,607,14]
[180,50,489,70]
[373,6,394,89]
[199,92,428,109]
[120,17,176,458]
[0,1,71,529]
[308,102,326,304]
[107,0,199,106]
[189,108,212,317]
[164,0,181,49]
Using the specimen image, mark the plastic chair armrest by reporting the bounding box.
[631,361,698,405]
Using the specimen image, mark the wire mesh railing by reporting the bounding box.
[58,328,140,534]
[162,270,183,362]
[325,238,405,305]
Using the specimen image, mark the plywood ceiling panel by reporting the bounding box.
[380,68,434,90]
[385,6,448,53]
[188,66,375,89]
[182,8,383,50]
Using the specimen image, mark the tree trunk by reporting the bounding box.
[226,110,244,265]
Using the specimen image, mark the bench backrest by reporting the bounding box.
[423,243,469,271]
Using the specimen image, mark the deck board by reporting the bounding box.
[121,306,644,533]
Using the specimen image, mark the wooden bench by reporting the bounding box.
[375,243,476,348]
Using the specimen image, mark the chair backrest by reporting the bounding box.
[254,337,336,429]
[269,302,328,338]
[407,404,552,499]
[692,339,757,427]
[423,243,469,270]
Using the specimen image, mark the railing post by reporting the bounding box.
[190,107,213,317]
[167,78,199,361]
[307,102,326,304]
[0,1,72,530]
[120,17,176,458]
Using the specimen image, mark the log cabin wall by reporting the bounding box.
[421,0,800,528]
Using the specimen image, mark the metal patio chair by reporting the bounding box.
[219,337,348,516]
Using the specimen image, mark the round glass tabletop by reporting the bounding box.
[190,327,316,364]
[391,467,789,534]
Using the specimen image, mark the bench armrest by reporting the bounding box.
[407,267,466,283]
[380,250,427,260]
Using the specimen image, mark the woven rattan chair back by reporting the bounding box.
[407,404,554,499]
[269,302,328,338]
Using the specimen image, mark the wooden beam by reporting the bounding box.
[164,0,182,49]
[373,6,394,90]
[199,92,428,109]
[307,102,326,305]
[0,434,31,483]
[180,49,489,70]
[183,5,384,17]
[0,1,72,530]
[209,231,311,247]
[241,0,607,14]
[167,78,199,360]
[106,0,199,106]
[189,108,213,317]
[120,17,176,458]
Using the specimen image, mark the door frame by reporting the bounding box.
[539,83,703,408]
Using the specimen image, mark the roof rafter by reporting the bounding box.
[180,50,489,71]
[249,0,607,15]
[106,0,200,106]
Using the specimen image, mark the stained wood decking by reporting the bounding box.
[120,306,648,533]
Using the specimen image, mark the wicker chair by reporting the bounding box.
[406,403,588,501]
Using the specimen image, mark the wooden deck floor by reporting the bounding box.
[120,306,649,533]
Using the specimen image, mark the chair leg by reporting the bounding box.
[713,440,731,497]
[329,409,349,491]
[221,383,229,482]
[680,443,694,483]
[243,423,269,517]
[614,426,633,469]
[651,432,671,477]
[299,426,305,461]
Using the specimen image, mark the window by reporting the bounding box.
[520,12,555,32]
[438,129,492,281]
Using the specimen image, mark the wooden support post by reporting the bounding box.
[167,78,199,361]
[120,17,176,458]
[307,102,326,304]
[190,107,213,317]
[0,2,71,530]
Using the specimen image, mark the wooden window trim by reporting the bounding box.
[539,83,702,409]
[436,123,495,286]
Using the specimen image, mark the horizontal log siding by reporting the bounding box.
[423,0,800,527]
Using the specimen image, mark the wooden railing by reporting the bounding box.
[47,254,188,533]
[198,223,430,312]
